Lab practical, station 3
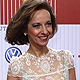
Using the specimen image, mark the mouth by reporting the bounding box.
[40,37,47,39]
[38,36,48,41]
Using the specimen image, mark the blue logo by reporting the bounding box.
[5,47,22,63]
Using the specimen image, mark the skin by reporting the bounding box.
[7,68,76,80]
[7,9,52,80]
[27,9,52,57]
[7,9,76,80]
[69,67,76,80]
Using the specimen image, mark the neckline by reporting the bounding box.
[25,47,51,58]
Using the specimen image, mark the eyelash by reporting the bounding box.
[32,22,52,28]
[46,22,52,26]
[32,24,40,28]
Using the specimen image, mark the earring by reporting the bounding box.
[24,33,27,36]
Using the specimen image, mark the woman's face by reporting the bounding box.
[27,9,53,47]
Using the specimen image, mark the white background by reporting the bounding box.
[0,25,80,80]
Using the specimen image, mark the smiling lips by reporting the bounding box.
[38,36,48,41]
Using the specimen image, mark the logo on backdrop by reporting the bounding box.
[5,47,22,63]
[0,25,7,31]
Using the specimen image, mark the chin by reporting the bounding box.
[38,42,48,47]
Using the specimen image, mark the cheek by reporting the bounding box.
[28,29,40,36]
[48,27,53,34]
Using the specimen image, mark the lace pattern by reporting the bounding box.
[7,48,74,80]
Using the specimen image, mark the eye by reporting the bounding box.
[46,21,52,26]
[32,23,41,28]
[46,21,52,27]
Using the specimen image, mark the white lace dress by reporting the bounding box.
[7,48,74,80]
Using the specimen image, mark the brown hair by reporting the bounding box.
[5,0,57,45]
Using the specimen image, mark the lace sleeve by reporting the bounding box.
[62,50,74,69]
[7,56,23,77]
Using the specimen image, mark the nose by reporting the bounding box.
[41,26,48,35]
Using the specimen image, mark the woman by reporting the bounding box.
[5,0,76,80]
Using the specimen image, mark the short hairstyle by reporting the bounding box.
[5,0,57,45]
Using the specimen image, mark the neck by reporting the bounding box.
[27,45,48,57]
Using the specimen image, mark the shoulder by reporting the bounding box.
[9,53,27,68]
[10,53,25,64]
[48,47,74,66]
[49,47,73,57]
[58,49,74,60]
[8,54,26,77]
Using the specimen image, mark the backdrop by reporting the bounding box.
[0,0,80,80]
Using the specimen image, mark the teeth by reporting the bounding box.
[40,37,47,39]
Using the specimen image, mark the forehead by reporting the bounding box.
[29,9,51,22]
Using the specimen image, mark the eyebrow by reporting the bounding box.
[32,20,51,24]
[32,22,41,25]
[46,20,52,22]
